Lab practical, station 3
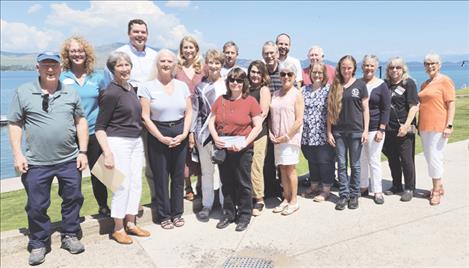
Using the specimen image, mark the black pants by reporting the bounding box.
[263,140,282,198]
[301,144,336,186]
[383,131,416,190]
[148,120,187,222]
[88,134,108,208]
[219,148,254,224]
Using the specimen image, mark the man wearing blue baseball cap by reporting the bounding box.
[8,51,89,265]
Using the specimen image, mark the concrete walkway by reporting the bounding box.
[1,140,468,268]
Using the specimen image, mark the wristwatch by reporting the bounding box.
[446,124,453,129]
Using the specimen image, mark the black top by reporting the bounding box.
[95,81,143,138]
[385,78,419,131]
[249,86,268,140]
[333,79,368,133]
[367,80,391,131]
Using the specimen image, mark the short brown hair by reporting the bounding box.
[128,19,147,34]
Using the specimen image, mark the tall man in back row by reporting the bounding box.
[8,51,88,265]
[105,18,158,207]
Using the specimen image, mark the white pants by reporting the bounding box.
[197,141,223,209]
[420,131,448,178]
[108,136,144,219]
[360,131,385,193]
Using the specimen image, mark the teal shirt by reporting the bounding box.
[60,70,105,134]
[8,78,85,165]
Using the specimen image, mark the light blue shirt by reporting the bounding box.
[60,70,105,134]
[104,43,158,88]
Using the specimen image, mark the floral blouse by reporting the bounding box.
[301,84,330,146]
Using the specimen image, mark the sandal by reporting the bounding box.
[161,219,174,230]
[173,217,185,227]
[313,192,330,202]
[430,189,441,206]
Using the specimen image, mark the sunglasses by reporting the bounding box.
[280,72,295,77]
[42,94,49,112]
[228,77,244,84]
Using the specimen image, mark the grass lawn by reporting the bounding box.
[1,89,467,232]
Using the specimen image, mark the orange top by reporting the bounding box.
[418,74,455,132]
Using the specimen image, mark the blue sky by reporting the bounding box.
[1,1,468,62]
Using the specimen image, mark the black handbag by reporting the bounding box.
[211,97,227,164]
[211,146,226,164]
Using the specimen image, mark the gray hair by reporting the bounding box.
[148,48,177,81]
[362,54,379,67]
[106,51,132,75]
[262,41,279,55]
[424,53,441,64]
[307,45,325,58]
[279,60,297,76]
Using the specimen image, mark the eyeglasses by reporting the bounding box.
[389,66,402,70]
[424,62,438,66]
[280,72,295,77]
[42,94,49,112]
[69,50,85,55]
[228,77,244,84]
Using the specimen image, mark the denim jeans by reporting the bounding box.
[333,132,363,198]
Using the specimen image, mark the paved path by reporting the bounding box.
[1,140,468,268]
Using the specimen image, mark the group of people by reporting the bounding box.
[7,18,456,266]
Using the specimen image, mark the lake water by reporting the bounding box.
[1,64,468,179]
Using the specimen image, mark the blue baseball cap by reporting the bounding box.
[37,51,60,63]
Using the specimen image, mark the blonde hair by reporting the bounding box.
[385,56,411,83]
[177,36,203,73]
[327,55,357,125]
[60,36,96,74]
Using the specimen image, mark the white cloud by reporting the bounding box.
[165,1,190,8]
[0,20,64,52]
[43,1,202,50]
[27,4,42,14]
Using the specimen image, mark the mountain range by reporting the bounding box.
[1,43,468,71]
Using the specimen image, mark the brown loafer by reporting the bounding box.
[126,226,151,237]
[112,230,133,244]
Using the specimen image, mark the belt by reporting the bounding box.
[155,118,184,127]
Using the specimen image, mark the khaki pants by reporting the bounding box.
[251,135,267,199]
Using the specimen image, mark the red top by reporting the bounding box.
[211,95,261,138]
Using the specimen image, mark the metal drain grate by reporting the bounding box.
[222,256,273,268]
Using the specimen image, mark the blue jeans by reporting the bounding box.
[21,159,84,250]
[334,132,363,198]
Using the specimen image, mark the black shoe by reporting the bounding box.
[235,222,249,232]
[335,197,348,210]
[348,196,359,209]
[360,189,369,197]
[400,190,413,202]
[216,218,233,229]
[374,194,384,205]
[384,186,403,195]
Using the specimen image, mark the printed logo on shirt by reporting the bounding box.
[62,78,75,85]
[351,88,360,98]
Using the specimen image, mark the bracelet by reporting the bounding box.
[79,150,87,154]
